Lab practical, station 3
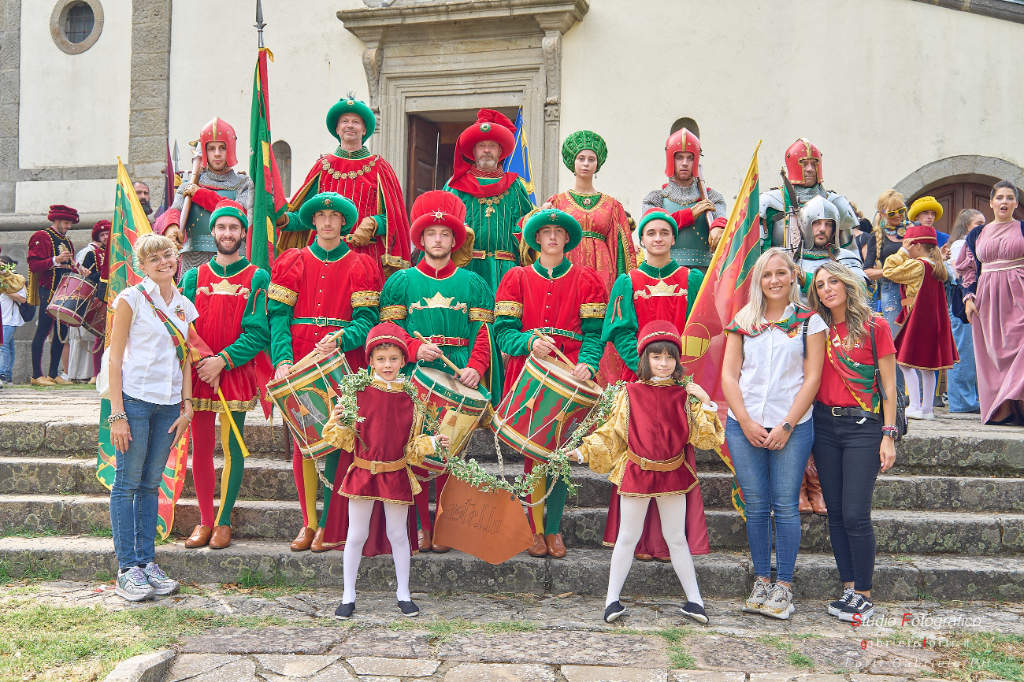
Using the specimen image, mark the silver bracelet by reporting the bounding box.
[107,411,127,424]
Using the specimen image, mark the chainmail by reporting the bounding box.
[178,251,214,281]
[794,183,828,204]
[642,179,727,221]
[169,167,255,226]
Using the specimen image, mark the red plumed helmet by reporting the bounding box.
[410,190,468,250]
[637,320,682,355]
[784,138,823,185]
[664,128,701,178]
[199,117,238,168]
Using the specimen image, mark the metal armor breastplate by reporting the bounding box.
[662,197,712,271]
[182,188,237,253]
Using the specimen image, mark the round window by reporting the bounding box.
[50,0,104,54]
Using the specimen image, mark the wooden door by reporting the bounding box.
[407,116,440,206]
[912,182,1024,235]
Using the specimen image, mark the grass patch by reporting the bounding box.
[481,620,538,634]
[0,526,62,539]
[94,570,113,584]
[221,566,311,597]
[657,627,698,670]
[83,523,113,538]
[788,651,815,669]
[388,617,532,641]
[426,617,474,643]
[0,558,63,585]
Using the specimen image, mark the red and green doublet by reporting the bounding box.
[180,258,271,411]
[283,147,411,278]
[494,259,607,395]
[380,259,502,402]
[267,240,382,371]
[603,261,704,380]
[27,228,74,303]
[445,173,534,292]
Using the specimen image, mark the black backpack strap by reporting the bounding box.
[802,317,809,358]
[869,318,887,402]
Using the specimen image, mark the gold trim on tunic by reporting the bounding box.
[193,397,259,413]
[495,301,523,318]
[351,290,381,307]
[268,283,297,306]
[469,307,495,323]
[579,302,607,318]
[380,305,407,321]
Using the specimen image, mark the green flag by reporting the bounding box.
[247,47,287,271]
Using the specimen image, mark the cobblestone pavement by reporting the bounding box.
[4,581,1022,681]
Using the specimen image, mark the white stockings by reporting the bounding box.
[342,499,411,604]
[904,367,937,414]
[606,494,702,607]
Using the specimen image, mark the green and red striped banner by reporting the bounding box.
[247,47,287,272]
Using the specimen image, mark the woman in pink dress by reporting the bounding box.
[954,180,1024,425]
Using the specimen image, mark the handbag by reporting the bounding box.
[869,320,907,441]
[18,301,35,322]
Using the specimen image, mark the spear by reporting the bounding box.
[255,0,265,48]
[171,141,179,173]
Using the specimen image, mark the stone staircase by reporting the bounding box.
[1,388,1022,601]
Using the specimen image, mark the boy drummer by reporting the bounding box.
[494,208,607,558]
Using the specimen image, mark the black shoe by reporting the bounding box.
[603,601,626,623]
[838,594,874,623]
[680,601,709,624]
[334,602,355,620]
[827,588,855,617]
[398,600,419,617]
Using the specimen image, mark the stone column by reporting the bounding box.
[541,29,562,202]
[128,0,172,208]
[0,0,21,213]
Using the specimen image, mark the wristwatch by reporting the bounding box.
[781,422,793,433]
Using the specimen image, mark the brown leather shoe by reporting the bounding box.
[634,553,654,562]
[527,533,548,557]
[418,528,432,552]
[209,525,232,549]
[799,475,813,514]
[184,524,212,548]
[52,376,72,386]
[654,556,671,563]
[290,526,315,552]
[431,541,451,553]
[31,377,55,387]
[545,533,566,558]
[310,527,328,553]
[805,457,827,516]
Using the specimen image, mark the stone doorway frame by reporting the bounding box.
[893,154,1024,199]
[337,0,589,202]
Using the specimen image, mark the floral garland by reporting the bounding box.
[333,368,443,452]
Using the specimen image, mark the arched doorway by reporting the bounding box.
[908,182,1024,235]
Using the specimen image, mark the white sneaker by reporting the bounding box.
[921,412,935,421]
[142,562,179,596]
[905,408,924,420]
[760,583,795,620]
[115,566,155,602]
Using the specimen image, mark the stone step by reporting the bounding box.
[4,493,1021,555]
[5,416,1024,477]
[0,535,1020,601]
[4,455,1024,514]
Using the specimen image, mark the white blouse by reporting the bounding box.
[727,305,827,427]
[114,278,199,405]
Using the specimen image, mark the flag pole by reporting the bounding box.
[255,0,265,49]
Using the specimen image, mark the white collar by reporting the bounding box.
[650,376,674,383]
[371,371,405,390]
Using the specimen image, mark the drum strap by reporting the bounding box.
[291,317,349,328]
[532,326,583,342]
[352,455,408,474]
[625,448,685,472]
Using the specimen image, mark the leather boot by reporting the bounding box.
[634,553,654,561]
[310,527,328,553]
[545,533,566,558]
[31,377,55,386]
[528,533,548,557]
[209,525,232,549]
[805,456,827,515]
[417,528,432,552]
[431,540,451,553]
[290,526,315,552]
[799,474,812,514]
[184,524,212,548]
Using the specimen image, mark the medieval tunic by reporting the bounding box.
[445,173,534,292]
[283,146,411,279]
[164,168,254,273]
[577,382,723,553]
[642,179,727,272]
[180,258,271,412]
[544,192,637,292]
[883,251,958,371]
[27,227,75,305]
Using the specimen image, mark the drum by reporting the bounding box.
[491,356,602,463]
[411,365,491,461]
[46,274,95,327]
[81,297,107,339]
[266,349,353,459]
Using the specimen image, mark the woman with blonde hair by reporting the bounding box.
[808,261,897,622]
[721,248,826,620]
[106,232,197,601]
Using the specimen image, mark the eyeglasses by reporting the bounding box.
[885,207,907,219]
[144,251,178,265]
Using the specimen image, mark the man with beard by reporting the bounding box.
[180,200,270,550]
[444,109,534,291]
[641,128,728,273]
[797,196,866,288]
[27,204,90,386]
[759,138,858,256]
[378,190,501,553]
[279,97,410,281]
[133,182,155,224]
[164,118,254,274]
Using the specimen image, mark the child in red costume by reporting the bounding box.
[322,323,449,620]
[570,321,724,625]
[882,224,959,420]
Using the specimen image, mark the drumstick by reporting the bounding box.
[413,331,463,374]
[531,329,575,367]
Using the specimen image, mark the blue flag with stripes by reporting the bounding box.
[502,108,537,206]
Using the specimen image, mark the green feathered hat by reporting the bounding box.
[637,209,678,238]
[326,96,376,142]
[561,130,608,172]
[209,199,249,231]
[298,192,359,231]
[523,208,583,252]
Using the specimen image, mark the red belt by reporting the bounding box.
[419,335,469,347]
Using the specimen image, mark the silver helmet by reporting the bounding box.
[799,196,842,249]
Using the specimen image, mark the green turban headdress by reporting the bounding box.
[561,130,608,173]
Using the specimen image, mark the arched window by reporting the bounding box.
[272,140,292,198]
[670,117,699,140]
[64,3,95,44]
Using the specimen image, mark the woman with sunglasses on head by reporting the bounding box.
[808,261,897,622]
[863,191,911,391]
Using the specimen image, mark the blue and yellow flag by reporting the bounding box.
[502,108,537,206]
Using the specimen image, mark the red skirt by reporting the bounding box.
[894,274,959,370]
[340,465,415,505]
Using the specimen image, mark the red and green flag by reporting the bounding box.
[681,141,763,519]
[247,47,287,272]
[97,158,190,540]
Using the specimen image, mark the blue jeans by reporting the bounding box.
[109,393,180,570]
[878,279,906,393]
[726,417,813,584]
[947,306,980,412]
[0,325,16,380]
